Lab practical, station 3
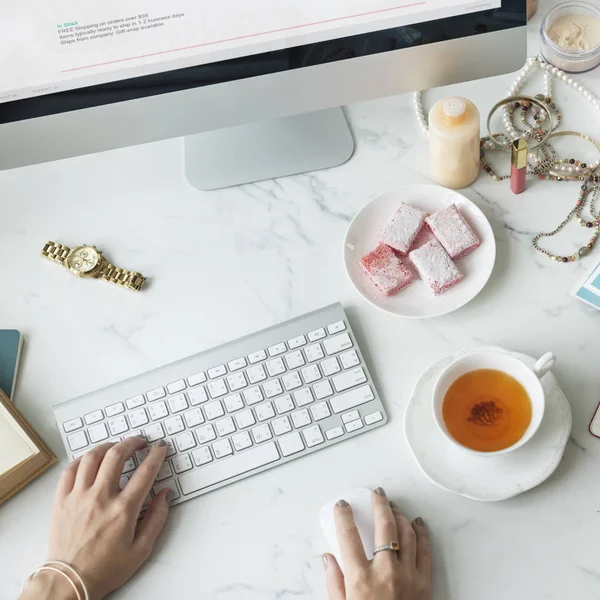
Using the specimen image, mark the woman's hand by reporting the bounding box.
[20,437,172,600]
[323,488,431,600]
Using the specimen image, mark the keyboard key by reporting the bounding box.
[148,401,169,421]
[282,372,302,391]
[67,431,88,452]
[227,372,248,392]
[184,408,205,428]
[88,423,109,444]
[327,321,346,335]
[212,438,233,459]
[208,365,226,379]
[119,475,129,490]
[175,431,197,452]
[342,410,361,424]
[167,380,186,394]
[303,425,325,448]
[168,393,189,414]
[345,419,364,433]
[324,333,353,356]
[291,409,311,429]
[164,415,185,436]
[247,365,267,384]
[263,379,283,399]
[330,385,374,414]
[188,387,208,405]
[122,456,136,474]
[205,400,225,420]
[310,402,331,421]
[340,350,360,370]
[144,423,165,442]
[252,423,273,443]
[165,438,177,457]
[308,328,326,342]
[108,416,129,436]
[63,417,83,433]
[235,409,256,429]
[128,408,149,428]
[153,479,180,501]
[321,357,341,377]
[248,350,267,364]
[288,335,307,349]
[123,429,142,440]
[325,426,344,440]
[156,461,173,482]
[275,395,295,414]
[224,393,244,413]
[232,431,252,451]
[255,402,275,422]
[305,343,325,363]
[294,388,314,407]
[172,453,193,474]
[313,380,334,400]
[208,379,228,399]
[272,416,292,436]
[216,416,236,436]
[196,424,216,444]
[332,367,367,393]
[364,411,383,425]
[266,358,286,377]
[243,386,264,405]
[192,446,213,466]
[106,402,125,417]
[147,387,166,402]
[126,395,145,409]
[84,410,104,425]
[188,372,207,387]
[228,357,247,371]
[279,432,305,457]
[301,365,321,384]
[268,343,287,357]
[179,442,280,495]
[284,351,305,370]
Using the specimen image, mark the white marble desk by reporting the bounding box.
[2,8,600,600]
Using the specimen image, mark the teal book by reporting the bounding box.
[0,330,23,400]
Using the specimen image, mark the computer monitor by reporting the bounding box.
[1,1,526,189]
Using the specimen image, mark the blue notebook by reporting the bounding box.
[572,262,600,311]
[0,330,23,400]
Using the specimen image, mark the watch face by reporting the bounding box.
[67,246,100,274]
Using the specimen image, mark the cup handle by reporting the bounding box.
[533,352,555,379]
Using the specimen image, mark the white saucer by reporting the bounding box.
[404,347,572,502]
[344,185,496,319]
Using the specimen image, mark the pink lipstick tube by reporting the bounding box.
[511,138,528,194]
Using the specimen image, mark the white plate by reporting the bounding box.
[404,347,572,502]
[344,185,496,319]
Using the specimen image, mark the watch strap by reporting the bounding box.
[100,262,146,292]
[41,241,71,265]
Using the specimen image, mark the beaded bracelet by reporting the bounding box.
[22,561,89,600]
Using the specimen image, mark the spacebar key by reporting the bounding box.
[179,442,280,495]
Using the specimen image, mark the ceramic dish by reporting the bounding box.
[404,347,572,502]
[344,185,496,319]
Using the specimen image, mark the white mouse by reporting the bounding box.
[319,488,375,571]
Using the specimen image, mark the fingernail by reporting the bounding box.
[374,487,386,497]
[155,440,166,447]
[414,517,425,527]
[322,554,328,569]
[390,501,399,509]
[166,490,175,504]
[337,499,348,507]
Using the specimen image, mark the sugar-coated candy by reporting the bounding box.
[409,239,463,295]
[379,203,428,255]
[361,245,413,296]
[426,204,480,259]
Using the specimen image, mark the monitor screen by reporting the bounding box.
[0,0,523,123]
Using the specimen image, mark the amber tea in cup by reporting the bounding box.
[442,369,532,452]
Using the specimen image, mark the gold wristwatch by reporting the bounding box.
[41,241,146,291]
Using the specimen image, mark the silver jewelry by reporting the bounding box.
[373,541,400,555]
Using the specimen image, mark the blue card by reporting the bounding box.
[572,263,600,311]
[0,330,23,400]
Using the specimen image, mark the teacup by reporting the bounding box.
[432,348,555,456]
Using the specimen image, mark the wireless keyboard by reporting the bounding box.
[54,303,387,507]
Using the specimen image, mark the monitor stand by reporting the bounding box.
[184,107,355,191]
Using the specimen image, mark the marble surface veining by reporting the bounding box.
[2,5,600,599]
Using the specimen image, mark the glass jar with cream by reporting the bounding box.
[541,1,600,73]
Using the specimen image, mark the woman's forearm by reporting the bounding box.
[20,570,78,600]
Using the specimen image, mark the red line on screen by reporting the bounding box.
[60,2,427,73]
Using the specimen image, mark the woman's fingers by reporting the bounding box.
[391,504,417,566]
[74,442,117,490]
[323,553,346,600]
[56,457,82,497]
[95,436,148,492]
[413,518,432,576]
[123,441,168,511]
[371,488,400,566]
[134,488,171,558]
[333,500,369,573]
